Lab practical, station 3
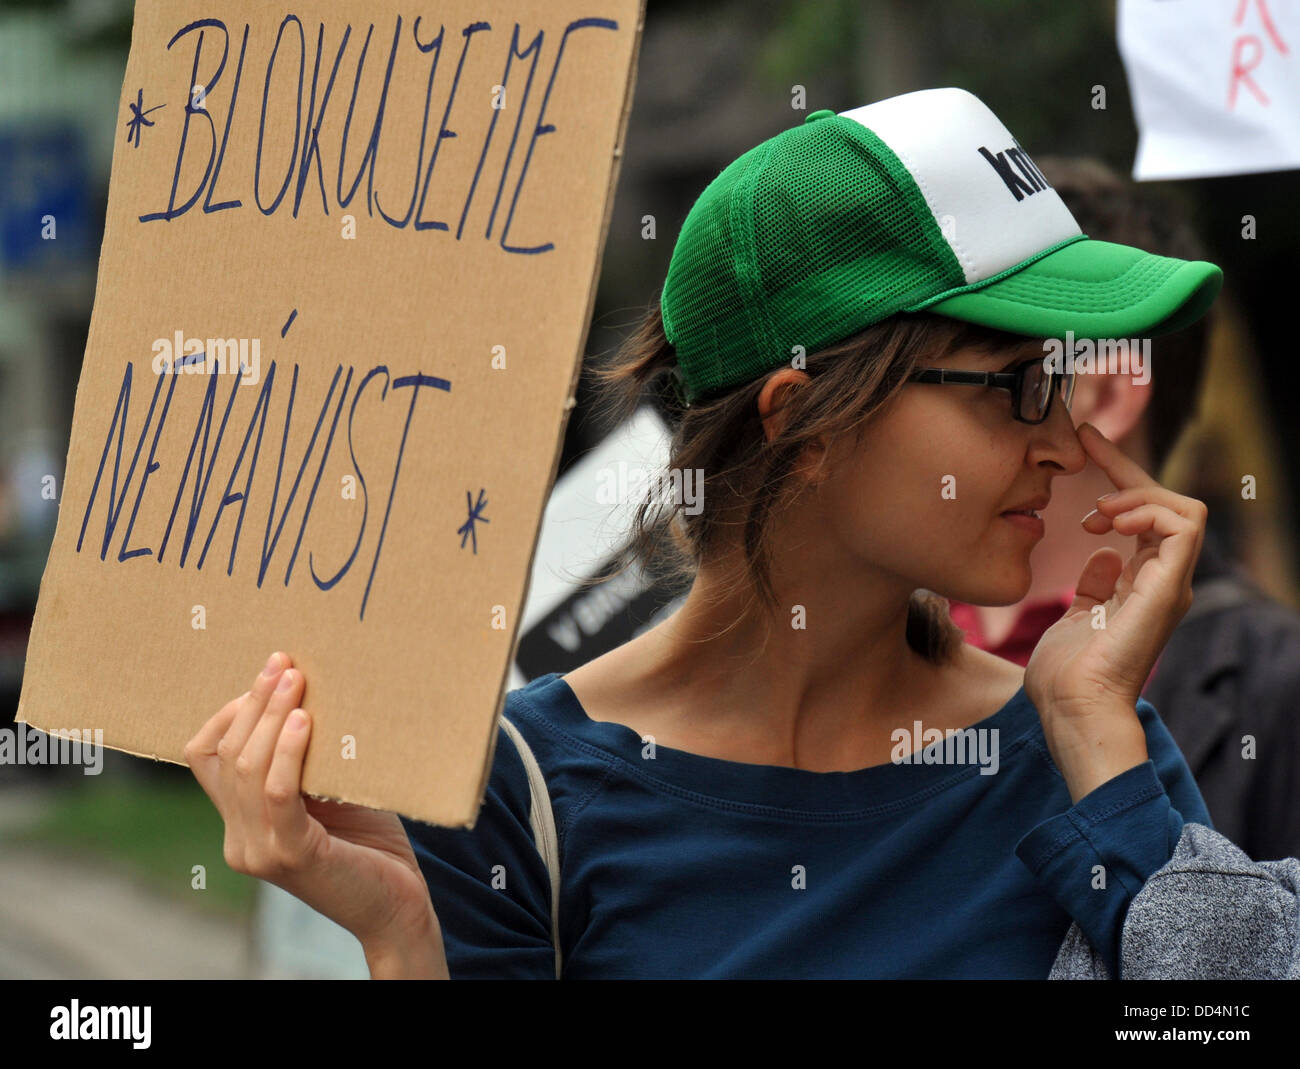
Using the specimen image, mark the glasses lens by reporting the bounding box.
[1020,361,1052,421]
[1061,371,1076,410]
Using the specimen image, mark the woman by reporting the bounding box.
[185,89,1300,979]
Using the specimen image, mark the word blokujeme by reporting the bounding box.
[140,13,619,251]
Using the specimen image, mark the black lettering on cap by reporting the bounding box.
[978,143,1053,202]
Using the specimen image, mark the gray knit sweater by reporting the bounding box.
[1049,822,1300,979]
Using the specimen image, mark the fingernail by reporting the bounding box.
[1081,508,1099,524]
[1098,492,1118,502]
[277,669,295,691]
[263,652,282,677]
[288,710,307,730]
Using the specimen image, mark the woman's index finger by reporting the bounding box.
[1078,422,1159,490]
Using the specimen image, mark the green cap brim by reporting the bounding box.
[916,238,1223,339]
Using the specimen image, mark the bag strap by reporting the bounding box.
[498,713,562,978]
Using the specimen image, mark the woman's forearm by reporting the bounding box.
[364,908,451,979]
[1040,701,1150,804]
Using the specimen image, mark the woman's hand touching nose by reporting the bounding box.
[1024,422,1206,803]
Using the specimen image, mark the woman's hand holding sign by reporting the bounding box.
[186,653,448,978]
[1025,422,1206,803]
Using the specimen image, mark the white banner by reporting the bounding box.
[1119,0,1300,179]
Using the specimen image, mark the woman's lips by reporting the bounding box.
[1000,509,1045,538]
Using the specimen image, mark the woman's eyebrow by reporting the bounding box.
[998,340,1049,367]
[943,340,1044,370]
[967,346,1036,370]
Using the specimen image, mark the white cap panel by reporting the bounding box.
[839,88,1082,284]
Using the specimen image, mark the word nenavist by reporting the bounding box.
[77,359,450,620]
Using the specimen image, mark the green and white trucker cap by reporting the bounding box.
[660,87,1223,405]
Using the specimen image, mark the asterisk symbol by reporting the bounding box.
[125,89,165,149]
[458,488,490,554]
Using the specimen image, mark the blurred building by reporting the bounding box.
[0,6,123,714]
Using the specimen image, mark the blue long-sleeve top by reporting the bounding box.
[400,672,1212,979]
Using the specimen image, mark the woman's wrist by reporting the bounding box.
[363,907,449,979]
[1040,701,1150,804]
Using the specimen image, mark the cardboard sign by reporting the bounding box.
[16,0,645,827]
[1119,0,1300,179]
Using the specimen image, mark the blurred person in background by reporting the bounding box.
[949,156,1300,862]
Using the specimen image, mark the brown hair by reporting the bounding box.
[583,298,1042,665]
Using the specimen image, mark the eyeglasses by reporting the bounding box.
[906,357,1076,425]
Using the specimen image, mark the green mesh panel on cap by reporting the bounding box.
[661,115,966,403]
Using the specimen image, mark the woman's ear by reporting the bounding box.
[757,367,810,442]
[1070,353,1151,444]
[757,369,828,487]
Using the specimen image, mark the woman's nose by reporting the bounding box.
[1028,393,1087,474]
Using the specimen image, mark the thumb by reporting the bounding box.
[1069,547,1124,613]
